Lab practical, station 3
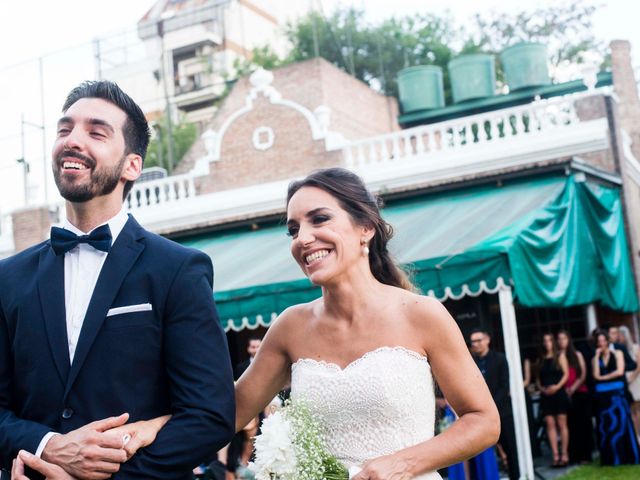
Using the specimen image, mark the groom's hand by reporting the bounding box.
[41,413,130,480]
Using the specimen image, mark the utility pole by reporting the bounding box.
[39,57,49,203]
[17,114,30,206]
[94,38,102,80]
[19,115,46,206]
[158,19,175,172]
[153,123,165,170]
[310,0,319,58]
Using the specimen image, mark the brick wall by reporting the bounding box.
[196,96,343,193]
[177,58,399,195]
[12,206,51,253]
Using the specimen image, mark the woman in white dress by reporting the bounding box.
[234,168,499,479]
[12,168,499,480]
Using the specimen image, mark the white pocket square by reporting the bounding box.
[106,303,152,317]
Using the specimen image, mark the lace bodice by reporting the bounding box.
[291,346,442,479]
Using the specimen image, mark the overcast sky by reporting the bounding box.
[1,0,638,213]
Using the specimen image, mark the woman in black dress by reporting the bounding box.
[536,333,570,467]
[557,330,593,464]
[592,329,640,465]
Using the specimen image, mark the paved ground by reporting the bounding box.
[529,454,578,480]
[494,441,581,480]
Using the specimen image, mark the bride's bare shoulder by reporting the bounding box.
[268,299,320,333]
[396,289,456,330]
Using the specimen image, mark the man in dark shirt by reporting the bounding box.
[234,337,262,381]
[470,328,520,480]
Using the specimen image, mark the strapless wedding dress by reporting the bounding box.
[291,346,442,479]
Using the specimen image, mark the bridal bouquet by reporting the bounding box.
[249,400,352,480]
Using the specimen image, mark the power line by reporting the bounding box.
[0,24,141,73]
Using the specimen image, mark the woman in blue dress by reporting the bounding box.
[592,329,640,465]
[444,404,499,480]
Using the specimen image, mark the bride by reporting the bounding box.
[234,168,499,479]
[13,168,499,479]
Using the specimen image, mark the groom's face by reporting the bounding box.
[52,97,133,203]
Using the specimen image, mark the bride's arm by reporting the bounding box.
[354,296,500,480]
[235,308,295,432]
[107,415,171,458]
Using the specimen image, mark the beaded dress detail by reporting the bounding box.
[291,346,442,479]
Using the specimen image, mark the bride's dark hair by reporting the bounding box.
[287,168,414,291]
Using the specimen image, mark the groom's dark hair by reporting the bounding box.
[62,80,150,199]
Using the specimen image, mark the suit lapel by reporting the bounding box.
[64,216,145,398]
[38,245,71,385]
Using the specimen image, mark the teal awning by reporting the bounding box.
[181,174,638,331]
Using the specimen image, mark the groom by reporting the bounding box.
[0,81,235,479]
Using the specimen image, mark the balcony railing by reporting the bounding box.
[126,172,197,210]
[343,94,582,168]
[129,91,601,214]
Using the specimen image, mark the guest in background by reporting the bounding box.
[234,337,262,380]
[536,333,570,467]
[226,418,258,480]
[608,325,637,373]
[557,330,593,464]
[470,328,519,480]
[522,357,541,457]
[618,326,640,442]
[592,329,639,465]
[443,402,499,480]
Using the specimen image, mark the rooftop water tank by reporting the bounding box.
[448,54,496,103]
[397,65,445,113]
[500,42,551,91]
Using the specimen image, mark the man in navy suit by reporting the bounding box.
[0,81,235,479]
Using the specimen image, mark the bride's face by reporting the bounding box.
[287,186,367,285]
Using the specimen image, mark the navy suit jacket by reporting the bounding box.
[0,215,235,479]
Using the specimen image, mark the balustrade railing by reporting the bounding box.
[126,173,197,210]
[344,94,582,168]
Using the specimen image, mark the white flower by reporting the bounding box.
[250,411,297,479]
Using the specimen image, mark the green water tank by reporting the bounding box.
[448,54,496,103]
[500,42,550,91]
[397,65,445,113]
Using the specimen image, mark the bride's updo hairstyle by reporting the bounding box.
[287,168,414,291]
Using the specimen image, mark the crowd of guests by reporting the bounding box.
[522,325,640,472]
[440,325,640,480]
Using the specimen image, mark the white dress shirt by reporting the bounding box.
[35,208,129,457]
[63,209,128,363]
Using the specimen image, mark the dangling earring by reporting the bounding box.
[361,239,369,256]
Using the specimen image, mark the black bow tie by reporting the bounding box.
[50,224,112,256]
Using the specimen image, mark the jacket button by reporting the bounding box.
[61,408,74,419]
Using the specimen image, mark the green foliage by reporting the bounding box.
[233,44,284,79]
[235,2,605,104]
[282,8,462,101]
[465,0,606,82]
[467,1,603,67]
[145,115,197,173]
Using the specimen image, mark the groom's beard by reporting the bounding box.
[53,150,126,203]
